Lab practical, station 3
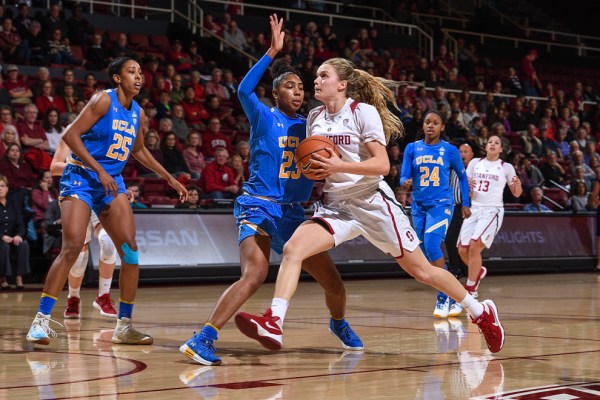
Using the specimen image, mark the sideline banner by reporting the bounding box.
[90,213,596,268]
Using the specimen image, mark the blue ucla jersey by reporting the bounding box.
[237,54,312,203]
[400,139,470,207]
[71,89,140,176]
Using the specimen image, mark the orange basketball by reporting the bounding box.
[295,136,341,180]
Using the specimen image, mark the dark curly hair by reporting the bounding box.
[271,58,301,89]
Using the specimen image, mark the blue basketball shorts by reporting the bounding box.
[59,163,127,216]
[234,194,306,255]
[411,202,454,241]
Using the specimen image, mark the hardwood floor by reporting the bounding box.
[1,273,599,399]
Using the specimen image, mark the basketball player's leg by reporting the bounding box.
[301,252,345,319]
[27,197,91,344]
[99,194,151,345]
[206,234,271,328]
[93,225,118,317]
[467,239,486,282]
[64,243,89,319]
[98,194,138,303]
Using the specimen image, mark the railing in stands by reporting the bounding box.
[195,0,434,61]
[441,28,600,59]
[477,0,600,49]
[288,0,394,21]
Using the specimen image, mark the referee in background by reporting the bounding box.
[446,142,478,279]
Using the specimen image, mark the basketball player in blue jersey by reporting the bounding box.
[180,14,362,366]
[400,110,471,318]
[26,57,187,346]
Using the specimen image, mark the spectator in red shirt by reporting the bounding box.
[4,64,33,106]
[81,73,100,100]
[520,49,541,97]
[35,81,67,116]
[0,143,36,191]
[205,68,230,101]
[31,170,58,228]
[169,40,192,73]
[181,86,209,130]
[0,17,26,64]
[201,117,234,162]
[189,71,205,101]
[200,147,238,199]
[16,104,48,152]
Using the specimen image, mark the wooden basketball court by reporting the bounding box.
[1,272,599,399]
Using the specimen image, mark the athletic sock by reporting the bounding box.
[98,277,112,296]
[270,297,289,326]
[460,293,484,319]
[38,294,57,315]
[68,286,80,299]
[118,300,134,319]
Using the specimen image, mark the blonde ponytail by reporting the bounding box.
[323,58,404,143]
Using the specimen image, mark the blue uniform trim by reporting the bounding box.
[121,243,139,265]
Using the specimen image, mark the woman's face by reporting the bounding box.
[188,189,199,205]
[486,135,502,158]
[275,73,304,114]
[314,63,342,102]
[164,134,177,148]
[8,145,20,162]
[231,157,242,169]
[4,129,16,143]
[146,133,158,146]
[239,144,249,156]
[423,112,444,143]
[48,110,59,125]
[188,133,200,146]
[42,171,53,185]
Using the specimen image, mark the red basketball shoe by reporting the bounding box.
[64,297,80,319]
[464,266,487,298]
[93,293,117,318]
[472,299,505,353]
[235,308,283,351]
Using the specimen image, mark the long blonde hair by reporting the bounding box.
[323,57,404,143]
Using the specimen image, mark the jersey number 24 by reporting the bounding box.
[419,166,440,186]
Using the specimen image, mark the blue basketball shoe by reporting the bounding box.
[329,319,364,350]
[180,332,222,366]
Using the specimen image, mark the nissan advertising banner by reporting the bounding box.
[89,212,596,269]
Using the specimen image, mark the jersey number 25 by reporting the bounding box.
[106,132,132,161]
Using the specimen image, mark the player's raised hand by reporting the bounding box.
[269,14,285,54]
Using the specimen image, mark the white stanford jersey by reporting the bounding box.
[467,157,516,207]
[307,98,386,196]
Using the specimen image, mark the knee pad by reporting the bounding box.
[121,242,139,265]
[98,228,117,264]
[423,232,444,262]
[70,250,89,278]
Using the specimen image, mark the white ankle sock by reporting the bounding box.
[68,286,80,299]
[460,293,484,319]
[98,277,112,296]
[270,297,289,326]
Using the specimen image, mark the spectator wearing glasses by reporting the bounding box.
[35,81,67,116]
[0,106,15,135]
[200,147,238,200]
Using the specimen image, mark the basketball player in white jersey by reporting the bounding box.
[458,135,522,298]
[236,57,506,354]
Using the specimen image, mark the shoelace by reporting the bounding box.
[337,325,358,342]
[191,331,217,353]
[98,295,115,307]
[37,316,63,339]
